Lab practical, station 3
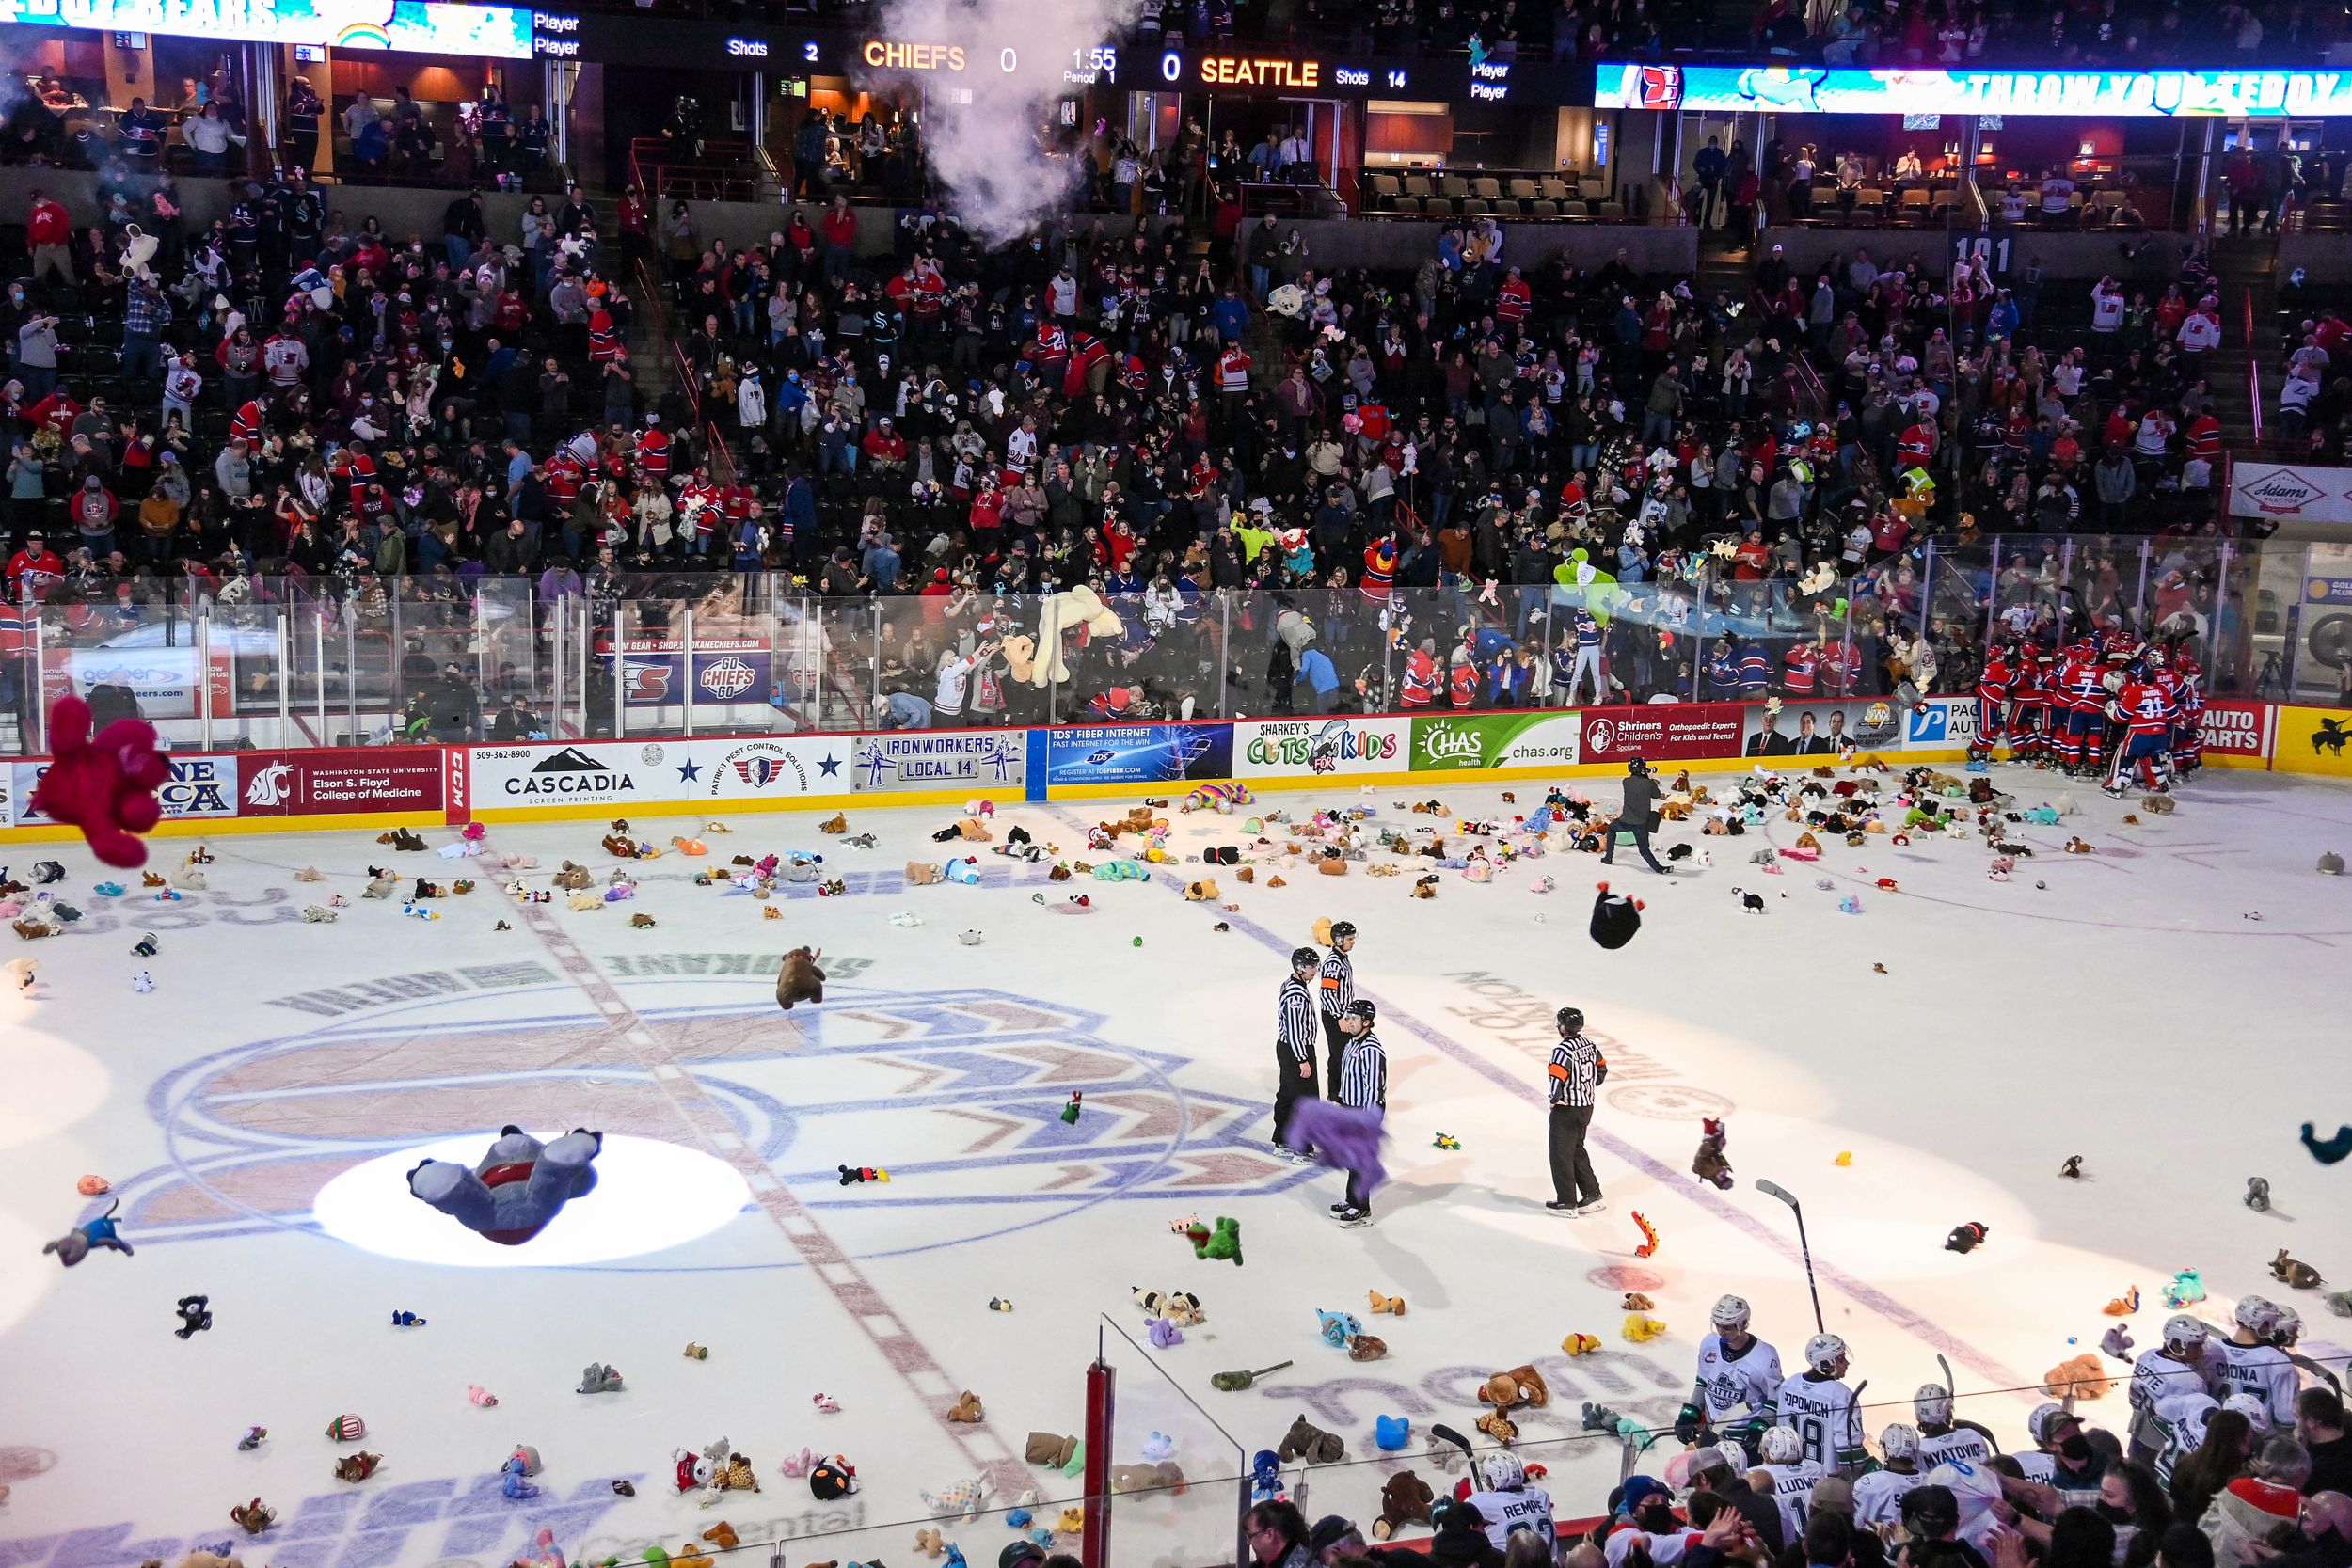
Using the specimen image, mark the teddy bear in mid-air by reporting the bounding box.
[407,1125,602,1245]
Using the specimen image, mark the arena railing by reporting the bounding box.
[5,532,2330,755]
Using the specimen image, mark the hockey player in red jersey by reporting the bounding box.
[2010,650,2055,767]
[2105,658,2175,796]
[2166,643,2205,776]
[1967,644,2012,771]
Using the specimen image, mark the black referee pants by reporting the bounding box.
[1273,1045,1319,1154]
[1321,1011,1348,1093]
[1549,1102,1602,1205]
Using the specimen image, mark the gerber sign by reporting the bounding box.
[1235,717,1409,778]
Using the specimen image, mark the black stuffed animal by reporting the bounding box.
[1944,1222,1989,1255]
[1588,884,1643,950]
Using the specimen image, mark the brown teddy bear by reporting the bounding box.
[1478,1366,1549,1409]
[2042,1354,2112,1401]
[818,815,848,834]
[1278,1413,1345,1464]
[1317,852,1348,876]
[1184,879,1220,901]
[775,947,826,1010]
[1372,1470,1434,1540]
[956,818,993,842]
[905,862,944,885]
[553,862,593,891]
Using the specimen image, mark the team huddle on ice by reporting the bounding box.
[1965,633,2208,798]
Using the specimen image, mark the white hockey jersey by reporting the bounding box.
[2151,1391,2220,1486]
[1604,1528,1692,1568]
[1916,1425,1996,1470]
[1851,1466,1923,1530]
[1761,1458,1826,1541]
[1463,1483,1555,1552]
[1926,1457,2006,1549]
[2128,1348,2219,1456]
[1695,1334,1787,1423]
[1777,1372,1864,1467]
[2217,1340,2299,1431]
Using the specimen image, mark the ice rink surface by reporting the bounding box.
[2,766,2348,1568]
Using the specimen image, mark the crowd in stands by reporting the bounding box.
[0,114,2261,738]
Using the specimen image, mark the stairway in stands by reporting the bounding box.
[2210,235,2278,455]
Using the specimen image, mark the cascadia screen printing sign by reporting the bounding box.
[850,732,1026,792]
[13,752,239,821]
[472,737,845,806]
[1599,62,2352,117]
[1407,713,1583,772]
[0,0,534,55]
[1234,717,1410,777]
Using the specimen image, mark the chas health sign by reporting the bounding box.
[1407,713,1584,771]
[1236,717,1410,778]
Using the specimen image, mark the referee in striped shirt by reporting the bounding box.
[1317,921,1359,1093]
[1274,946,1321,1161]
[1545,1006,1608,1214]
[1331,999,1386,1227]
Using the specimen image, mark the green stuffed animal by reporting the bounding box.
[1194,1216,1243,1264]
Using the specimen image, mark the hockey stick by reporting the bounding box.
[1840,1379,1869,1478]
[1756,1180,1825,1335]
[1431,1420,1479,1487]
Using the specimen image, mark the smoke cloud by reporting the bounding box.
[866,0,1140,245]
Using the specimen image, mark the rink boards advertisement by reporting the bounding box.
[0,695,2337,848]
[1233,717,1411,778]
[236,748,446,817]
[11,752,241,824]
[1406,713,1583,772]
[1740,698,1907,758]
[1038,722,1235,788]
[469,736,850,810]
[850,731,1028,793]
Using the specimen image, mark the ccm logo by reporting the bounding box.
[726,37,769,55]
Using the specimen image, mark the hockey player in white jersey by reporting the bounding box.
[1851,1423,1925,1528]
[2218,1294,2301,1432]
[1679,1294,1786,1456]
[1914,1384,2000,1469]
[2128,1315,2221,1467]
[2153,1392,2270,1487]
[1756,1424,1827,1540]
[1777,1333,1866,1471]
[1461,1449,1556,1553]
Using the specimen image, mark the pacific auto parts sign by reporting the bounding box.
[1580,705,1746,762]
[2199,699,2272,756]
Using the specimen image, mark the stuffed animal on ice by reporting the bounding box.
[1692,1117,1733,1189]
[1184,783,1253,814]
[406,1125,602,1245]
[1030,584,1125,686]
[775,946,825,1010]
